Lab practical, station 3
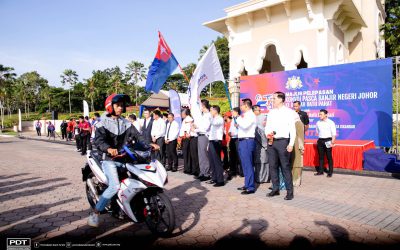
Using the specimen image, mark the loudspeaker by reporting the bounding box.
[51,111,58,120]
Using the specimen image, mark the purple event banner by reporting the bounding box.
[240,58,393,147]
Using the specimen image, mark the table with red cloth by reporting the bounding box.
[303,140,376,171]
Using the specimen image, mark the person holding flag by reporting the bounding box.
[186,43,226,179]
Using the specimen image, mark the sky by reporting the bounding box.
[0,0,242,87]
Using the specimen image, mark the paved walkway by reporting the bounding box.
[0,136,399,249]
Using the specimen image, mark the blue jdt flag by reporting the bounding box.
[145,32,179,93]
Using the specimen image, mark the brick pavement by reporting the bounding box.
[0,136,399,249]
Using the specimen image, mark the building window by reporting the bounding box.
[260,45,284,73]
[297,52,308,69]
[241,67,248,76]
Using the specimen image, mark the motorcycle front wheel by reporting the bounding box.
[144,192,175,237]
[86,173,98,209]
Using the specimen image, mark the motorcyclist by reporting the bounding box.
[88,93,159,227]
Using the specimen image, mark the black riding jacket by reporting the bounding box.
[94,113,149,160]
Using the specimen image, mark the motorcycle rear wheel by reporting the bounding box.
[144,192,175,237]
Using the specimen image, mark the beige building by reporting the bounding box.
[204,0,386,105]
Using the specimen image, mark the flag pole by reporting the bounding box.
[223,80,232,110]
[178,64,191,83]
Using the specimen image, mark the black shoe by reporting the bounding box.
[165,168,172,171]
[194,175,202,179]
[327,174,332,178]
[226,175,232,181]
[81,153,86,156]
[237,186,246,191]
[314,172,324,176]
[199,176,211,182]
[267,190,280,197]
[241,190,255,195]
[171,168,177,172]
[213,182,225,187]
[284,194,294,200]
[206,180,216,184]
[268,186,273,190]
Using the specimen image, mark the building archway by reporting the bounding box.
[297,51,308,69]
[241,67,248,76]
[259,45,284,73]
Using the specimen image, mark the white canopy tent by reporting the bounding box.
[141,90,189,108]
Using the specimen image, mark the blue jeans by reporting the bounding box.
[95,161,124,212]
[238,138,256,192]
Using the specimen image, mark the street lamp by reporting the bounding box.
[68,84,71,114]
[0,100,3,132]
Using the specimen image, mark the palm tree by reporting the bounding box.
[106,67,125,95]
[60,69,78,114]
[84,77,99,112]
[40,85,51,112]
[0,65,16,85]
[125,61,147,106]
[0,65,16,128]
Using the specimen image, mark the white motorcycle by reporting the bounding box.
[81,144,175,237]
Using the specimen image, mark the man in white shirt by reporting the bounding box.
[315,109,336,177]
[207,105,225,187]
[180,108,199,175]
[128,114,141,133]
[151,110,166,164]
[140,109,153,144]
[192,99,212,181]
[228,107,242,177]
[234,98,257,195]
[265,91,296,200]
[165,113,179,172]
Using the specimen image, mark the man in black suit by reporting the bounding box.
[141,109,153,144]
[293,101,309,132]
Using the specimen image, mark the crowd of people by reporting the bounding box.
[34,90,337,201]
[121,91,335,200]
[34,113,101,156]
[84,92,337,226]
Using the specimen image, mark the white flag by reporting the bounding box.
[83,100,89,118]
[188,43,224,120]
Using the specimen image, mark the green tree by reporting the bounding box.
[40,84,52,112]
[0,65,16,123]
[106,66,126,95]
[382,0,400,56]
[60,69,78,114]
[84,77,100,112]
[91,69,110,110]
[17,71,48,118]
[125,61,147,106]
[71,82,85,112]
[182,63,196,81]
[163,73,187,93]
